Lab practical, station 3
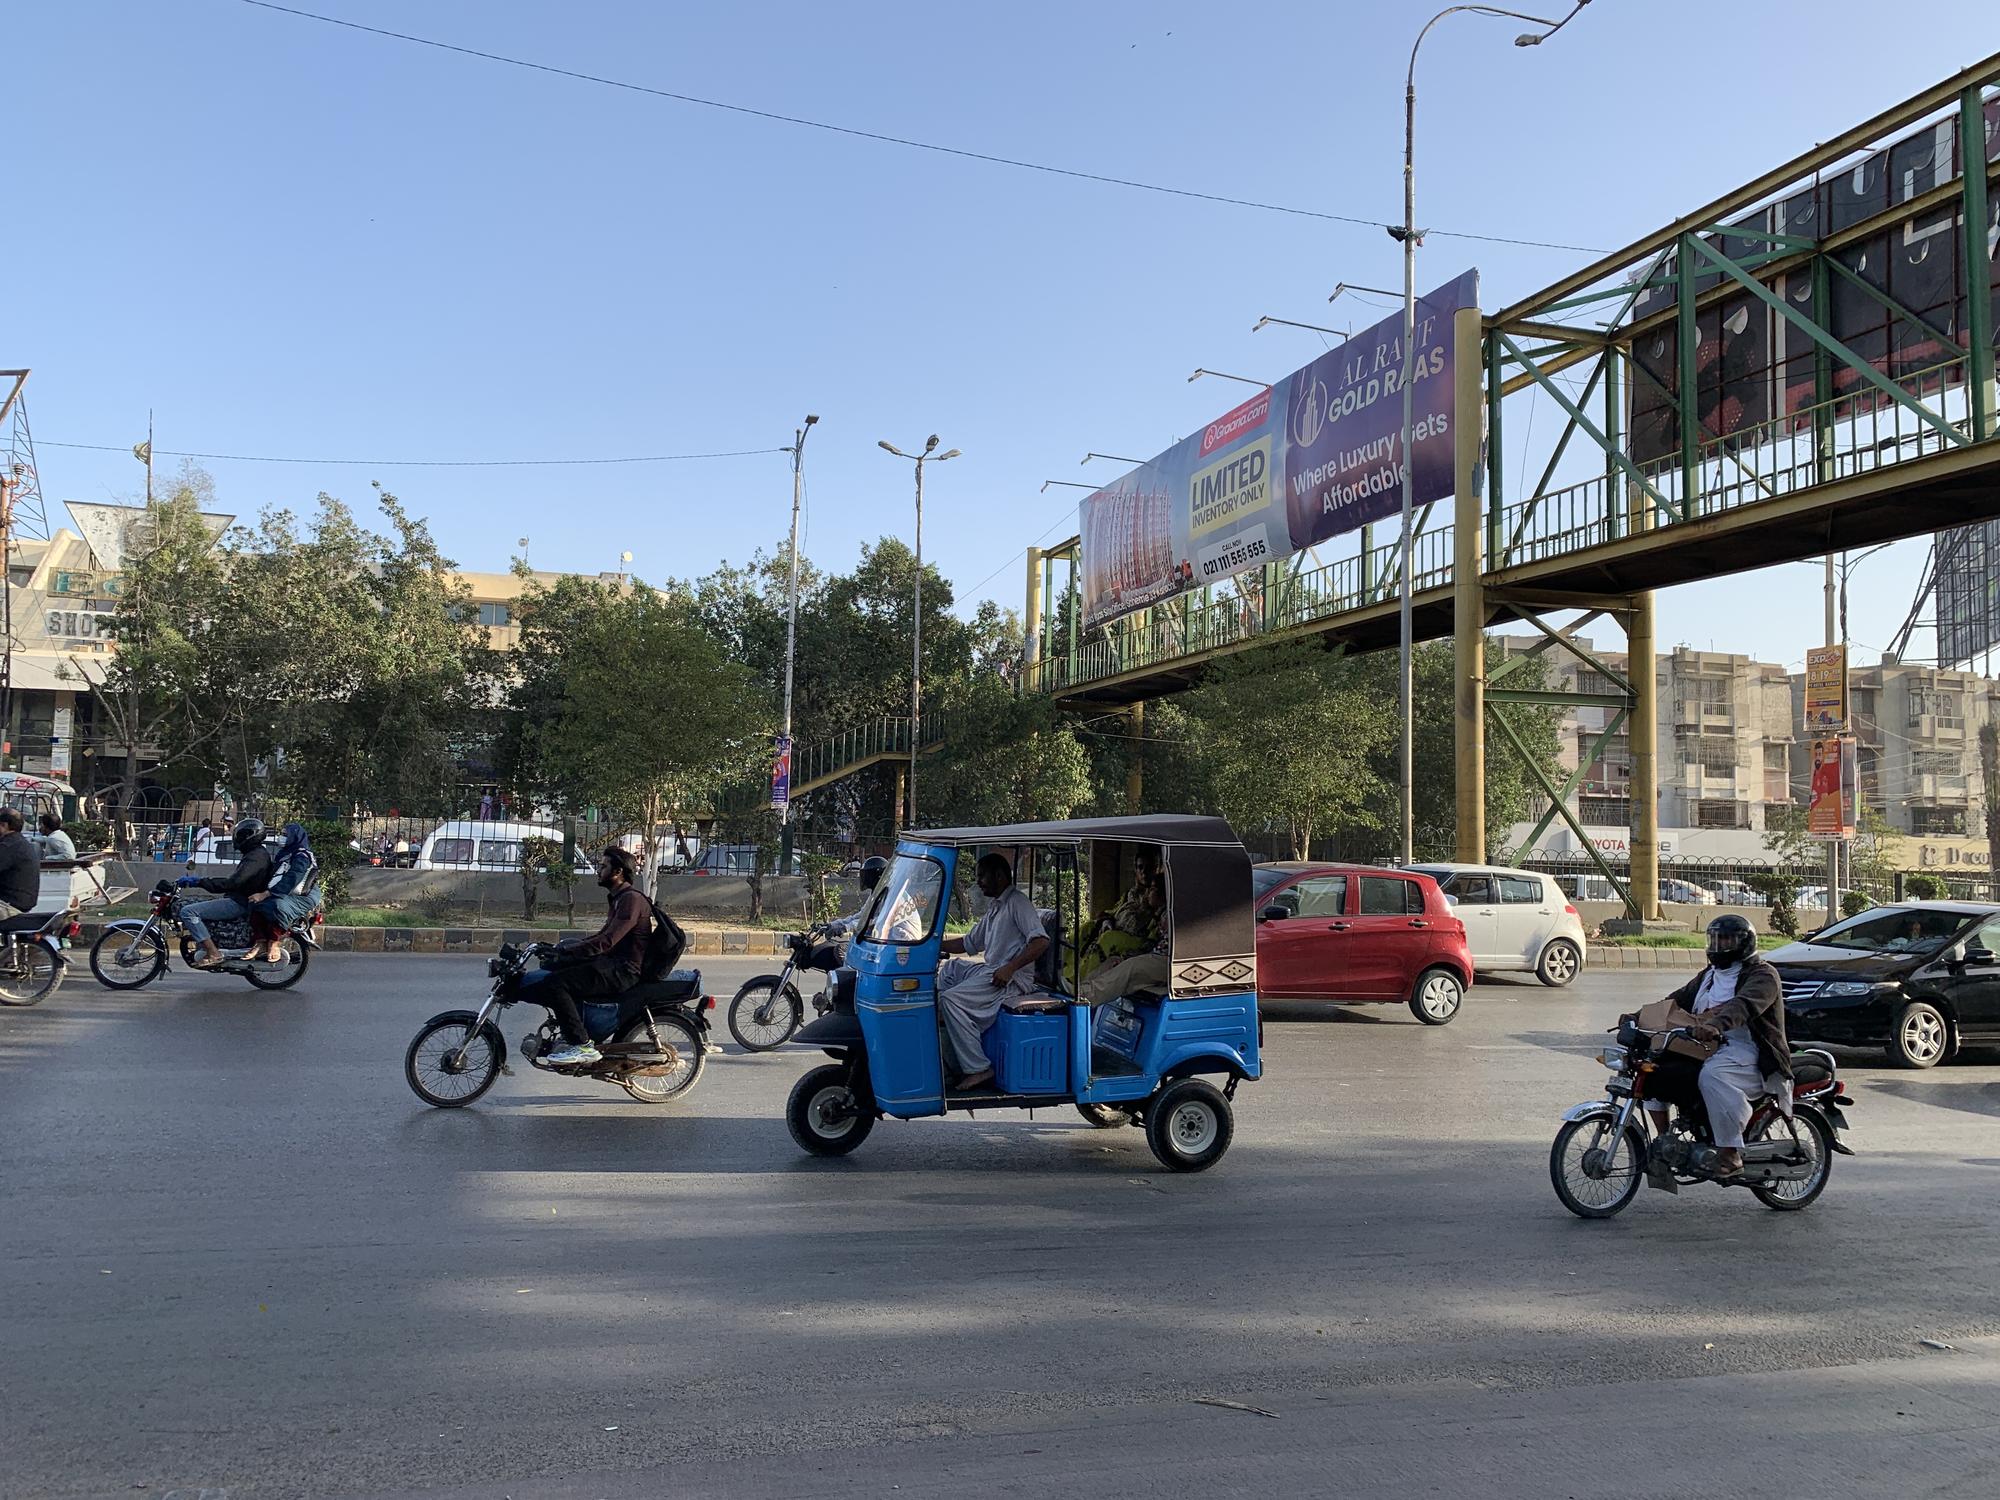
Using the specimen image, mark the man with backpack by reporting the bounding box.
[532,846,653,1067]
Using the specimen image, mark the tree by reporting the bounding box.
[921,677,1093,829]
[502,575,771,887]
[60,468,236,849]
[1178,640,1392,859]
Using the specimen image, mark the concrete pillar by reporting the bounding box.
[1452,306,1486,861]
[1126,700,1145,814]
[1023,546,1044,689]
[1628,590,1662,921]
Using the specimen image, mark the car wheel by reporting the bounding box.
[1887,1000,1949,1069]
[1536,939,1581,988]
[1408,966,1465,1025]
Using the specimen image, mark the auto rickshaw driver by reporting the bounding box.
[936,851,1048,1092]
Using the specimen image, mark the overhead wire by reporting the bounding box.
[235,1,1609,256]
[42,439,790,468]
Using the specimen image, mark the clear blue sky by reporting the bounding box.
[13,1,1998,675]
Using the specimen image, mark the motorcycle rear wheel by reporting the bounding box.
[90,928,167,990]
[1550,1114,1648,1219]
[0,942,59,1006]
[1749,1109,1833,1211]
[615,1012,705,1103]
[727,977,802,1051]
[406,1014,504,1108]
[244,937,309,991]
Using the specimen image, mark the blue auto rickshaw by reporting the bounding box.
[782,815,1262,1172]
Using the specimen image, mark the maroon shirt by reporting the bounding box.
[572,885,651,974]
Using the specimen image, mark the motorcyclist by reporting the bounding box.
[1645,913,1790,1180]
[523,846,653,1067]
[827,856,888,941]
[182,817,274,967]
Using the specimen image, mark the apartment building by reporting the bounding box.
[1790,655,1997,838]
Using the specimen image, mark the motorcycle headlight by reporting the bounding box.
[1598,1046,1628,1070]
[1821,981,1874,997]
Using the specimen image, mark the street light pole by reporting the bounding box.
[779,413,818,830]
[1392,0,1582,862]
[879,435,961,830]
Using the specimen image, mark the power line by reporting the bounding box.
[957,503,1083,605]
[41,439,789,468]
[236,1,1609,256]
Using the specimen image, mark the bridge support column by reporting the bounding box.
[1126,700,1145,814]
[893,763,907,837]
[1453,306,1486,861]
[1628,589,1662,921]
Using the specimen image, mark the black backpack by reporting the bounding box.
[634,893,688,981]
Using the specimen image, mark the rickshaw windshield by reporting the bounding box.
[859,854,947,944]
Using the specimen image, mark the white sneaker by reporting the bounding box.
[546,1042,601,1066]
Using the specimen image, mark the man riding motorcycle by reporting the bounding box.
[183,817,273,968]
[1644,913,1791,1180]
[518,846,653,1067]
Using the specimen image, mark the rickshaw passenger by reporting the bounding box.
[937,852,1048,1090]
[1074,847,1160,982]
[1081,876,1169,1004]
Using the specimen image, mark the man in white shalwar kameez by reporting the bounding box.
[937,852,1048,1091]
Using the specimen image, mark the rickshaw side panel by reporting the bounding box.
[1137,992,1260,1081]
[846,840,958,1120]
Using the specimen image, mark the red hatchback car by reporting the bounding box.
[1253,862,1475,1024]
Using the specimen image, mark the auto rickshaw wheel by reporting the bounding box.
[786,1063,876,1157]
[1143,1077,1233,1172]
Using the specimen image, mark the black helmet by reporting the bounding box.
[1707,913,1756,969]
[859,855,888,892]
[232,817,267,850]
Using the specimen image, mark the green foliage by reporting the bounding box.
[416,885,455,923]
[301,818,361,909]
[1748,871,1800,938]
[518,835,563,921]
[1840,889,1872,917]
[66,819,111,853]
[801,851,843,925]
[1177,640,1392,859]
[1903,873,1947,900]
[921,677,1093,829]
[503,574,772,878]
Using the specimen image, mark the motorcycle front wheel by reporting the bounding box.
[405,1013,504,1108]
[90,928,167,990]
[0,942,60,1006]
[727,977,802,1051]
[1550,1114,1648,1219]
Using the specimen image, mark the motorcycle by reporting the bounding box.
[404,941,716,1108]
[727,922,847,1051]
[0,907,86,1008]
[1551,1022,1855,1218]
[89,878,319,991]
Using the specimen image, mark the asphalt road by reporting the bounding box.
[4,955,1998,1500]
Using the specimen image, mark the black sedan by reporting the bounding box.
[1770,901,2000,1068]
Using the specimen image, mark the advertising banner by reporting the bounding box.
[1079,269,1478,629]
[1807,735,1857,837]
[769,734,791,813]
[1802,644,1848,733]
[1935,518,2000,668]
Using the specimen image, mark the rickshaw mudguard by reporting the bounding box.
[794,1011,863,1048]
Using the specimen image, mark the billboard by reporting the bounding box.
[1935,518,2000,667]
[1627,95,1998,466]
[1807,735,1858,837]
[1802,644,1848,733]
[1079,270,1478,629]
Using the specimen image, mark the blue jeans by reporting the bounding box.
[182,896,247,944]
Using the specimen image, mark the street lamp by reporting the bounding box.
[879,434,960,829]
[1187,368,1270,390]
[779,413,819,830]
[1385,0,1588,862]
[1252,315,1352,339]
[1081,452,1148,467]
[1041,479,1098,493]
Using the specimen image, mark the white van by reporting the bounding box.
[1406,862,1591,987]
[414,819,569,873]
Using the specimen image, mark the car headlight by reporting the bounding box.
[1821,981,1874,997]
